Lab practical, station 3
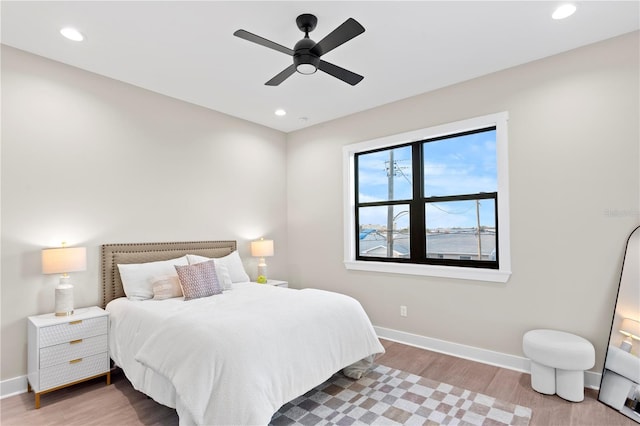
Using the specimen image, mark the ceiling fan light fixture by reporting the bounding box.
[296,63,317,75]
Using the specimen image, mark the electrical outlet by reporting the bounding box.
[400,305,407,317]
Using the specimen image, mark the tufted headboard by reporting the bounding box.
[100,240,237,307]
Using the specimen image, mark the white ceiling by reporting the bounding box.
[2,1,638,133]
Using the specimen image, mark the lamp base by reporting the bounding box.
[257,259,268,280]
[55,283,74,316]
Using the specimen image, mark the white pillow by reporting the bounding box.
[214,263,233,290]
[187,251,250,285]
[118,256,189,300]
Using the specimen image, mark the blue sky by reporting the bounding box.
[357,129,496,229]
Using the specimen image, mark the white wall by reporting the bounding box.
[286,32,639,373]
[1,46,288,381]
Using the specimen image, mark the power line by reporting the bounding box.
[429,202,477,215]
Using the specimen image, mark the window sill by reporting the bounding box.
[344,260,511,283]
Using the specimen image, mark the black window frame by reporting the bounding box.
[354,127,499,270]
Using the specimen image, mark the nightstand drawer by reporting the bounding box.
[39,316,108,347]
[40,334,108,368]
[40,352,109,391]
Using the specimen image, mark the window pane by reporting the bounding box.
[358,146,412,203]
[358,205,410,258]
[423,129,496,197]
[425,199,496,261]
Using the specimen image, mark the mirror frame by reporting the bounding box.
[598,225,640,423]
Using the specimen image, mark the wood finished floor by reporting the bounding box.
[1,339,635,425]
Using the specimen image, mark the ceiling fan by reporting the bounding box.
[234,14,365,86]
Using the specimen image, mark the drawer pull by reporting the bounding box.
[69,320,82,325]
[69,358,83,364]
[69,339,83,345]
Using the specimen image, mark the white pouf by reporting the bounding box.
[522,329,595,402]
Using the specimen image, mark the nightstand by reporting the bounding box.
[27,306,110,408]
[266,280,289,288]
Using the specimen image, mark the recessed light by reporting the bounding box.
[275,109,286,116]
[60,27,84,42]
[552,4,577,20]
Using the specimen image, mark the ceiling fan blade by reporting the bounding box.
[318,60,363,86]
[310,18,365,57]
[265,64,296,86]
[233,29,294,56]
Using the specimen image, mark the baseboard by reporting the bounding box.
[374,326,602,390]
[0,375,27,399]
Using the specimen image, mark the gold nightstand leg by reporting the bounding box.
[34,392,41,409]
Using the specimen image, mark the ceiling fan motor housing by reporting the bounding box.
[293,38,320,74]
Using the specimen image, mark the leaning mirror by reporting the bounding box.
[598,225,640,423]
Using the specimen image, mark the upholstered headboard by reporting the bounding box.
[100,240,237,307]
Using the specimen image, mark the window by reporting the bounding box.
[343,113,511,282]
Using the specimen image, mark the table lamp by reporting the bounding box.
[619,317,640,352]
[250,238,274,279]
[42,244,87,316]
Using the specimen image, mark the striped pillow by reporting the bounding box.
[175,260,222,301]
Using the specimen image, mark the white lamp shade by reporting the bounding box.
[251,239,274,257]
[42,247,87,274]
[620,318,640,341]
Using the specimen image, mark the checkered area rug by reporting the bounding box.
[270,364,532,426]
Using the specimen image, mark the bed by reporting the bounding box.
[101,241,384,425]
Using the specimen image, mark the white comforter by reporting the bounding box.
[106,283,384,425]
